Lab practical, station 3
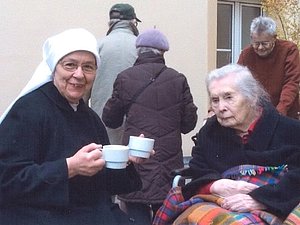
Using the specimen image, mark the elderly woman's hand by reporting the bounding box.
[221,193,266,212]
[66,143,105,178]
[210,179,259,197]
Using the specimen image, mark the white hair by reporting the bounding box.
[206,64,270,111]
[136,46,164,56]
[250,16,277,36]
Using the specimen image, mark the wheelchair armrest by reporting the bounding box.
[171,166,193,187]
[171,166,192,177]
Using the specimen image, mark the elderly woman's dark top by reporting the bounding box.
[183,104,300,218]
[0,82,141,225]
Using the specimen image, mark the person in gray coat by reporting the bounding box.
[102,28,198,225]
[86,3,141,145]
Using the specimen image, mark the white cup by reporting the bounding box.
[128,136,154,158]
[102,145,129,169]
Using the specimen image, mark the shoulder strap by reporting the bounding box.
[126,66,167,115]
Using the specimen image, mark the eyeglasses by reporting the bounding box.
[59,61,97,74]
[251,41,274,48]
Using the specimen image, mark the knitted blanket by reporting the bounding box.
[153,165,299,225]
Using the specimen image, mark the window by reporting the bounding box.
[217,0,262,68]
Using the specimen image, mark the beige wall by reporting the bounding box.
[0,0,217,155]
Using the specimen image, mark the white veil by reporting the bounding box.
[0,28,100,124]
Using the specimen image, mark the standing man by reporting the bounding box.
[102,28,198,225]
[87,3,141,144]
[238,16,300,119]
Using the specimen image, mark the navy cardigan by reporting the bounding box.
[183,104,300,217]
[0,82,141,225]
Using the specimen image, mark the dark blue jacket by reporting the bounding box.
[0,82,141,225]
[184,104,300,217]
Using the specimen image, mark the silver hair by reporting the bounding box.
[136,46,164,56]
[206,64,270,111]
[250,16,277,36]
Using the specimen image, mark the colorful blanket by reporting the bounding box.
[153,165,300,225]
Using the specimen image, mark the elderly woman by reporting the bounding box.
[0,28,143,225]
[154,64,300,225]
[102,28,197,225]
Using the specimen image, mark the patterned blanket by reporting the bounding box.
[153,165,300,225]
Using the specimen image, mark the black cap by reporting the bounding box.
[109,3,141,22]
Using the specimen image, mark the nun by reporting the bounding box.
[0,28,142,225]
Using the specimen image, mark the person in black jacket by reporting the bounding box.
[186,64,300,218]
[102,28,197,225]
[0,28,144,225]
[153,64,300,225]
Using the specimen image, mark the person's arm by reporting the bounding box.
[106,163,142,195]
[249,146,300,217]
[0,106,69,207]
[180,76,198,134]
[182,127,223,199]
[276,43,300,115]
[237,49,246,65]
[249,167,300,217]
[102,76,126,128]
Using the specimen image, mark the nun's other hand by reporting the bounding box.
[128,149,155,164]
[128,133,155,164]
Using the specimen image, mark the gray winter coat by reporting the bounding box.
[91,21,138,144]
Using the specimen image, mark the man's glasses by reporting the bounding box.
[251,41,273,48]
[59,61,97,74]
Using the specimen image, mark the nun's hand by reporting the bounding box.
[128,133,155,164]
[66,143,105,178]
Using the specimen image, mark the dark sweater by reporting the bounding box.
[0,82,141,225]
[238,39,300,118]
[183,104,300,217]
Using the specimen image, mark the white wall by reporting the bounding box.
[0,0,217,155]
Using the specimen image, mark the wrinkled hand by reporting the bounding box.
[128,133,155,164]
[221,193,266,212]
[66,143,105,178]
[210,179,259,197]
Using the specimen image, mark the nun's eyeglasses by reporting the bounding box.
[59,61,97,74]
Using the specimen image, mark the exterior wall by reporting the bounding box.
[0,0,217,155]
